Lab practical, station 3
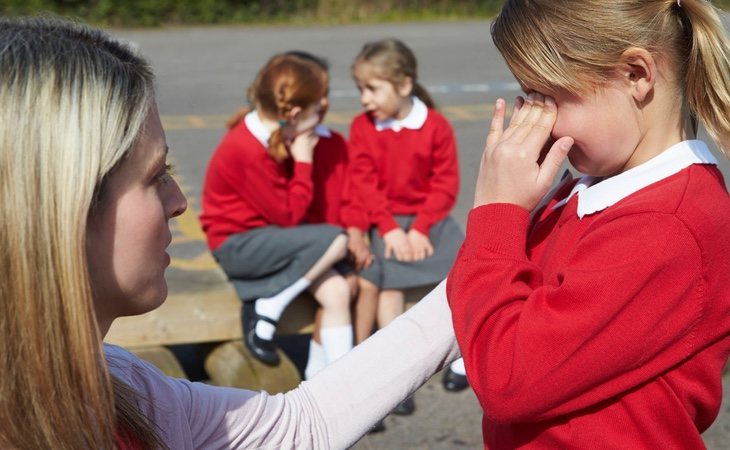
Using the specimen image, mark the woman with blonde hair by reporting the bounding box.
[0,16,459,449]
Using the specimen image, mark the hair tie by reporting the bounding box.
[677,0,682,7]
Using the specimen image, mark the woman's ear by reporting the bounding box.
[619,47,656,103]
[397,76,414,97]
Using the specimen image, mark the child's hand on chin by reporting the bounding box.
[288,131,319,163]
[474,93,573,211]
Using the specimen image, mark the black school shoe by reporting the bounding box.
[391,395,415,415]
[442,366,469,392]
[241,301,280,365]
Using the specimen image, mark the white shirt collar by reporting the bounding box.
[554,140,717,218]
[243,110,331,148]
[375,96,428,132]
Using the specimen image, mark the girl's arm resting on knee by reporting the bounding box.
[446,204,715,423]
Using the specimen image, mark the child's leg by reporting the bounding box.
[253,234,348,338]
[353,277,379,344]
[304,307,327,380]
[302,233,348,282]
[253,278,311,340]
[310,268,353,365]
[378,288,415,415]
[246,233,348,365]
[377,289,405,329]
[442,357,469,392]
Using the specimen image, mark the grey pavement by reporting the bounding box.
[107,20,730,449]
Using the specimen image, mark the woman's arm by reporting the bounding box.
[108,282,459,449]
[299,280,460,448]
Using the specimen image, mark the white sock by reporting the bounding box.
[304,339,327,380]
[450,357,466,375]
[254,278,311,340]
[320,325,353,364]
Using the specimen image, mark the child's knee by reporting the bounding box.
[358,277,379,295]
[330,233,348,260]
[317,275,351,309]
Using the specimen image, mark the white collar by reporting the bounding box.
[554,140,717,218]
[243,110,331,148]
[374,96,428,132]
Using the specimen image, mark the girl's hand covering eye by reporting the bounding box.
[473,93,574,211]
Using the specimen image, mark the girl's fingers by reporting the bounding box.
[413,249,423,261]
[506,93,533,133]
[507,96,526,128]
[485,98,507,149]
[502,94,533,141]
[521,96,558,156]
[536,136,573,191]
[510,92,547,143]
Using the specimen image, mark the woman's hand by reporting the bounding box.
[407,229,433,261]
[474,93,573,211]
[289,131,319,163]
[383,228,413,262]
[346,227,374,270]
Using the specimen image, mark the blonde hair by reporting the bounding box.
[492,0,730,152]
[0,17,164,449]
[353,38,436,109]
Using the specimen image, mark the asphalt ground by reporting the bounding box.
[104,20,730,449]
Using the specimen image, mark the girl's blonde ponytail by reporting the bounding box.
[681,0,730,152]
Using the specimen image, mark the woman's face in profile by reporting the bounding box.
[86,101,187,332]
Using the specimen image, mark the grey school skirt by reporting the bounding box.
[359,215,464,290]
[213,224,344,301]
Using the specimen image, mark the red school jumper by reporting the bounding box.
[344,104,459,236]
[200,116,349,251]
[447,141,730,449]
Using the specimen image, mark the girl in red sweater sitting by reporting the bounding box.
[447,0,730,448]
[200,53,354,369]
[345,38,466,414]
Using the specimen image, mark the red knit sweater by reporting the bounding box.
[447,164,730,449]
[345,110,459,236]
[200,121,350,251]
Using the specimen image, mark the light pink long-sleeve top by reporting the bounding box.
[106,281,459,449]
